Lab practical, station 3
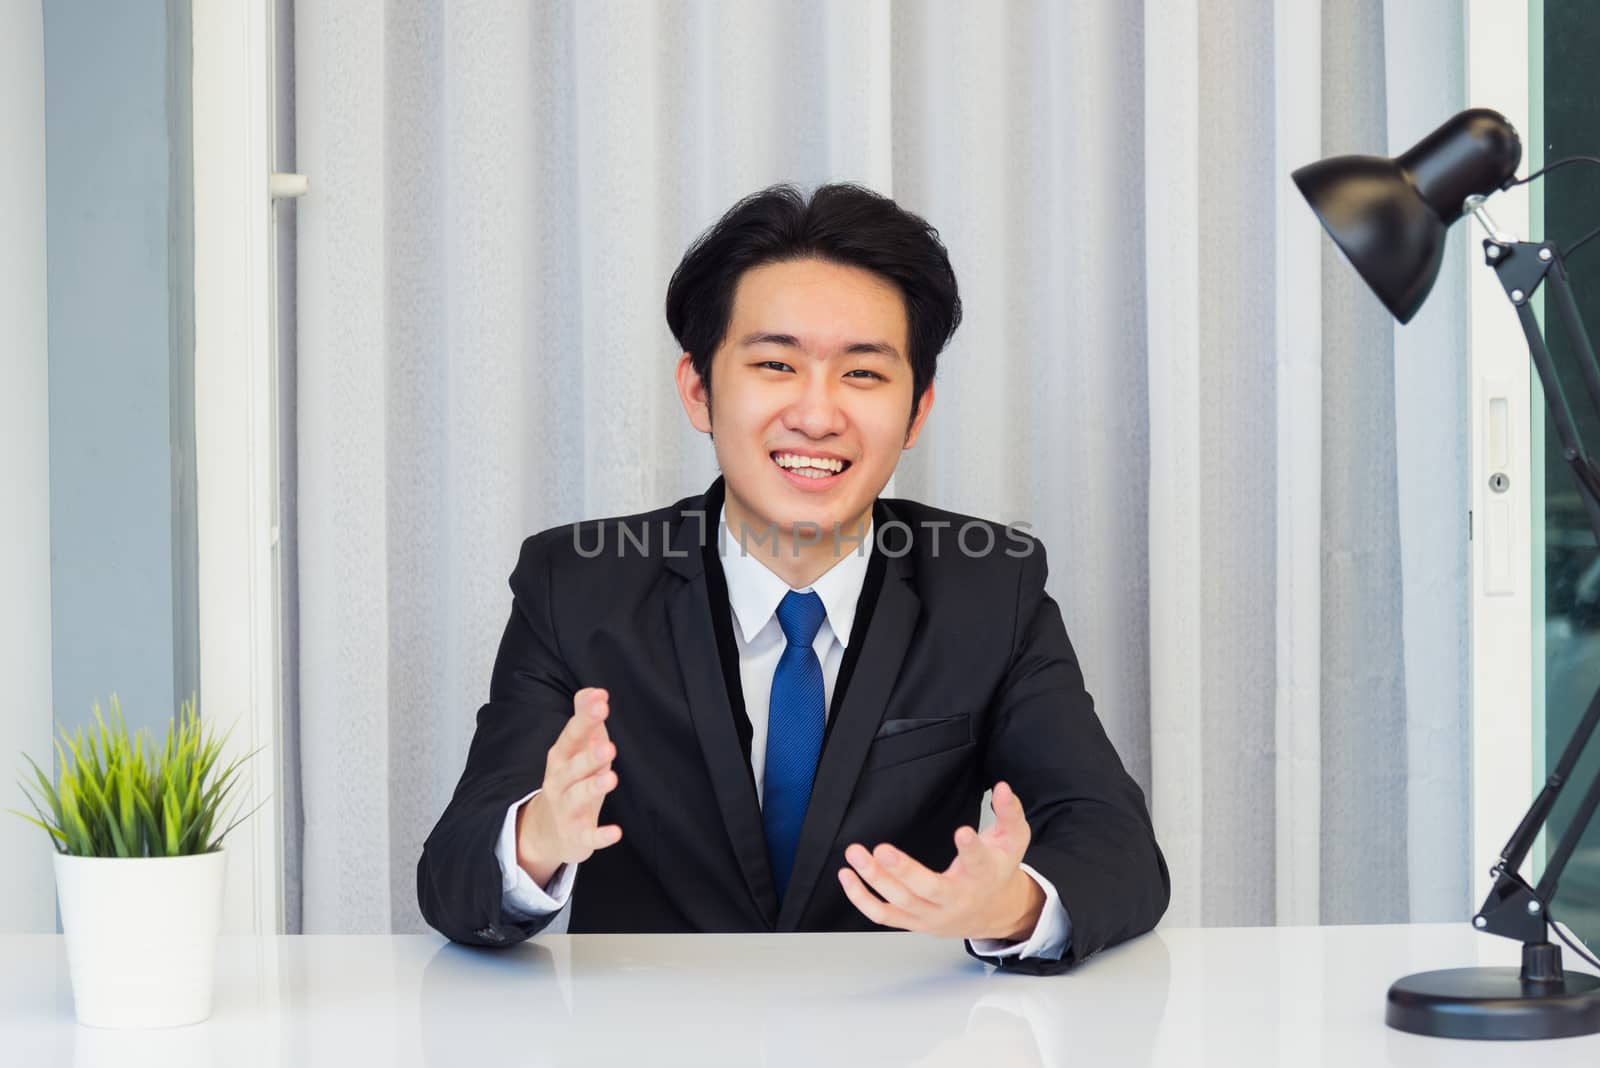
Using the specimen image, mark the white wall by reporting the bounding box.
[0,0,57,934]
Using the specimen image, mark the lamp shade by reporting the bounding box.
[1292,108,1522,323]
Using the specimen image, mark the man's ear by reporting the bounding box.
[903,381,935,449]
[675,353,713,434]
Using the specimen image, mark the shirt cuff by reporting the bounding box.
[495,788,578,919]
[965,862,1071,961]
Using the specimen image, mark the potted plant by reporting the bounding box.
[10,695,257,1029]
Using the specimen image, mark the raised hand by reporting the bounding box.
[514,687,624,888]
[837,781,1045,942]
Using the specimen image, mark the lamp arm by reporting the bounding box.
[1472,240,1600,945]
[1466,195,1516,245]
[1538,747,1600,905]
[1507,278,1600,540]
[1546,259,1600,440]
[1480,239,1600,535]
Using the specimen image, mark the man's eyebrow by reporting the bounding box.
[844,340,903,362]
[739,332,804,350]
[739,332,903,362]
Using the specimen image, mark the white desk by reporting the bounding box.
[3,924,1600,1065]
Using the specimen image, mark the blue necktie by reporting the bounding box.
[763,590,827,903]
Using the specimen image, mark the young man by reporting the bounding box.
[417,184,1168,975]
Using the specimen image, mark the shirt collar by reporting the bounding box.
[717,503,874,647]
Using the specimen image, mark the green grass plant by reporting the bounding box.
[10,695,260,858]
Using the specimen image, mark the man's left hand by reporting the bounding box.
[837,781,1045,942]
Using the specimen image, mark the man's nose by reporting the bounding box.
[782,373,848,437]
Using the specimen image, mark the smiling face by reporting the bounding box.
[676,257,933,558]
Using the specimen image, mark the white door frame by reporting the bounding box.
[1466,0,1537,897]
[192,0,285,935]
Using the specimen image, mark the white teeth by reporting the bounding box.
[773,452,845,473]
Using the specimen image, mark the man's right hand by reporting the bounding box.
[514,687,624,889]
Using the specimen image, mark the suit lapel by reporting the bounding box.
[664,485,780,928]
[777,503,921,931]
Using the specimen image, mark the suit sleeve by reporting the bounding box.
[417,533,580,946]
[967,539,1171,975]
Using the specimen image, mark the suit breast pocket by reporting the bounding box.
[861,714,972,772]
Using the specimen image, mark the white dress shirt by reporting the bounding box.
[495,506,1070,960]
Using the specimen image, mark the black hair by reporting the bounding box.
[664,183,962,431]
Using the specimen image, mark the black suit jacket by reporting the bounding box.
[417,478,1169,975]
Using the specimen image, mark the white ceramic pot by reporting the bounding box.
[52,849,228,1029]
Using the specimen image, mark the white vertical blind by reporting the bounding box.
[1143,0,1207,928]
[294,0,1472,933]
[1272,0,1325,928]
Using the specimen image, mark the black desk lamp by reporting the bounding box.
[1296,107,1600,1040]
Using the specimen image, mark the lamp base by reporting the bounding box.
[1387,959,1600,1040]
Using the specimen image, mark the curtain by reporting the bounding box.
[292,0,1470,934]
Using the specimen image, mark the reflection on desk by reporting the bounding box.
[3,925,1598,1066]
